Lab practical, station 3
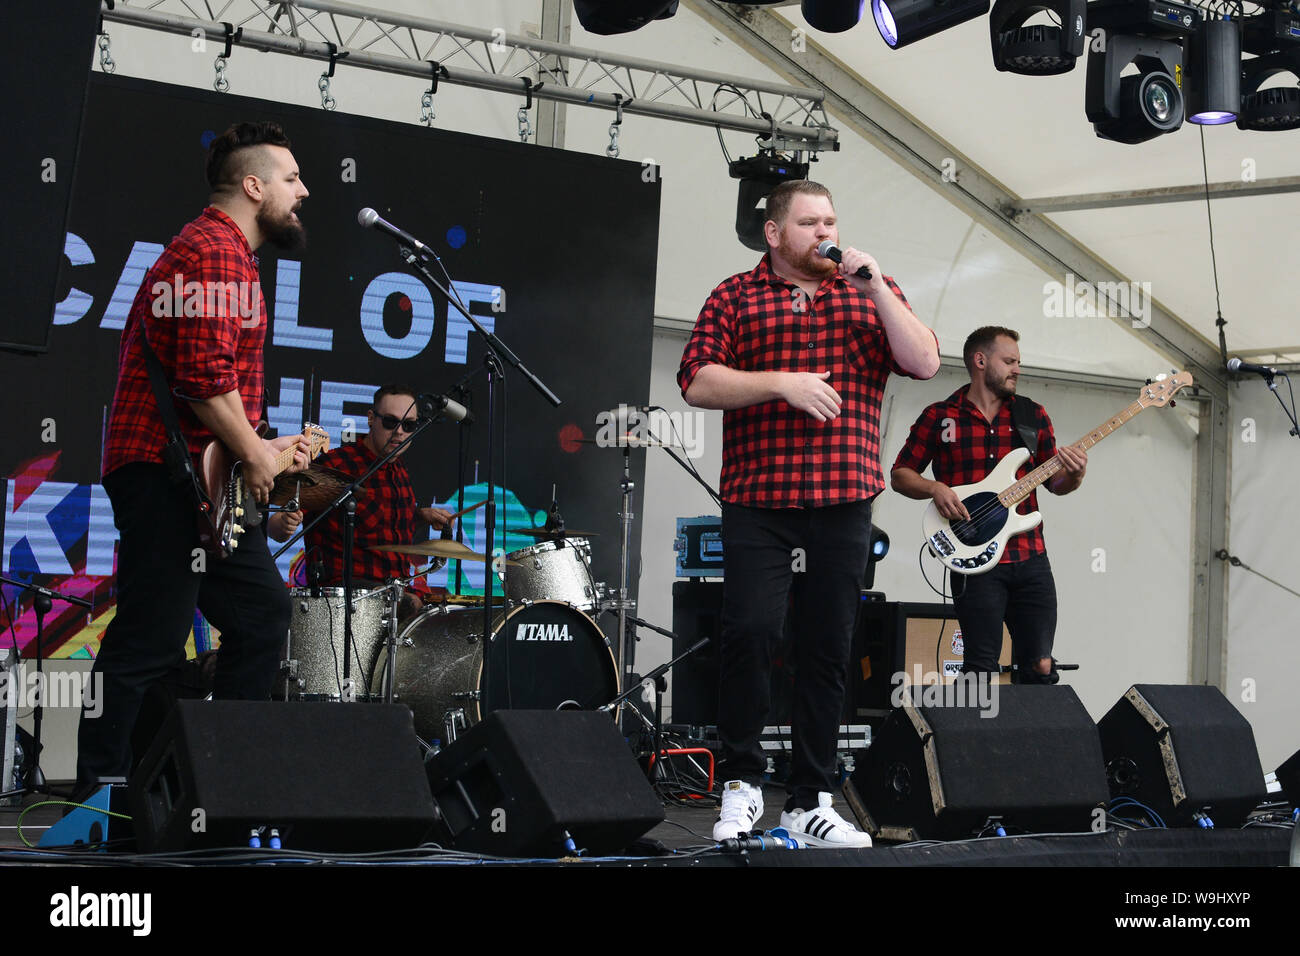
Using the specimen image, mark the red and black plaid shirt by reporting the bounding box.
[102,207,266,478]
[304,440,428,586]
[892,384,1058,562]
[678,254,929,508]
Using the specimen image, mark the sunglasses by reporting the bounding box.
[373,411,421,432]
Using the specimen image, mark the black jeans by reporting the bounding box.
[75,463,291,790]
[952,552,1058,684]
[717,499,872,808]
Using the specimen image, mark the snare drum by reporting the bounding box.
[279,587,391,700]
[371,600,617,744]
[504,537,597,611]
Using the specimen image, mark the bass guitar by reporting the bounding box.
[922,372,1191,575]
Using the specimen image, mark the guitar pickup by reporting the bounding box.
[929,531,955,557]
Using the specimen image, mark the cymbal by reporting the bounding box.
[441,594,510,606]
[516,528,600,539]
[370,541,521,566]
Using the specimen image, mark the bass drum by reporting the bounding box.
[372,601,618,745]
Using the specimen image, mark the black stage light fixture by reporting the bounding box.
[572,0,678,35]
[1085,34,1186,142]
[864,523,890,589]
[728,151,810,252]
[1184,17,1242,124]
[1085,0,1199,39]
[804,0,868,32]
[989,0,1087,74]
[1241,7,1300,56]
[872,0,992,49]
[1238,48,1300,129]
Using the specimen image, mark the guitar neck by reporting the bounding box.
[999,398,1148,507]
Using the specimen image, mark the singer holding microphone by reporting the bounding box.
[678,180,939,846]
[269,383,452,610]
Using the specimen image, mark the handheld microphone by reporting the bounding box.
[816,240,872,280]
[1226,357,1277,379]
[357,207,435,261]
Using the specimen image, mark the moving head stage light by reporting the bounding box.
[729,151,810,252]
[989,0,1088,74]
[1084,0,1199,143]
[1238,48,1300,129]
[573,0,678,35]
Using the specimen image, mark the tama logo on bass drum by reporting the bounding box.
[515,622,574,642]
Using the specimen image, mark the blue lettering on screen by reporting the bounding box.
[319,380,379,448]
[100,241,165,330]
[271,259,333,350]
[445,281,499,365]
[3,481,118,578]
[52,233,95,326]
[359,273,434,359]
[266,378,305,440]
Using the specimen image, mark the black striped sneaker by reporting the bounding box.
[779,793,872,848]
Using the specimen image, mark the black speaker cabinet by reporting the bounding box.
[844,684,1108,841]
[1098,684,1266,827]
[129,701,437,852]
[424,710,664,857]
[1277,749,1300,809]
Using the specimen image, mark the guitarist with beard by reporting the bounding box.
[75,122,312,796]
[890,326,1086,685]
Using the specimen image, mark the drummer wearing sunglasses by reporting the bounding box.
[270,384,452,601]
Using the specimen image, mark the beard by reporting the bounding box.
[985,367,1017,399]
[257,199,306,252]
[778,230,837,278]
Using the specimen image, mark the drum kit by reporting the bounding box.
[277,522,621,750]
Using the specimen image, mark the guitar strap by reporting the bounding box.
[139,330,211,510]
[1008,394,1041,463]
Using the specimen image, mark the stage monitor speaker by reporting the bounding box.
[1098,684,1266,827]
[1277,749,1300,809]
[844,684,1107,841]
[424,710,665,857]
[129,701,437,852]
[0,0,99,353]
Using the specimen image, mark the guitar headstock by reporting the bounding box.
[303,423,331,458]
[1137,371,1193,408]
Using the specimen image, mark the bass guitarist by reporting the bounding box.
[75,122,311,795]
[890,326,1086,684]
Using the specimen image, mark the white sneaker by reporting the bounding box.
[779,793,872,848]
[713,780,764,841]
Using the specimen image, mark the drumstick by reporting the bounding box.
[447,499,487,521]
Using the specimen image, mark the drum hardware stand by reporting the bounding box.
[0,575,92,803]
[598,636,711,785]
[391,237,561,715]
[609,444,638,691]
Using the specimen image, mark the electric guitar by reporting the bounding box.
[922,372,1192,575]
[197,424,330,558]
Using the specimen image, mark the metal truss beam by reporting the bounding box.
[1007,176,1300,217]
[99,0,838,150]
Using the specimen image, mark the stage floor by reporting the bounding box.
[3,783,1292,868]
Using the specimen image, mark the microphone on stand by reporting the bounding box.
[1226,357,1278,379]
[419,392,474,425]
[357,207,436,261]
